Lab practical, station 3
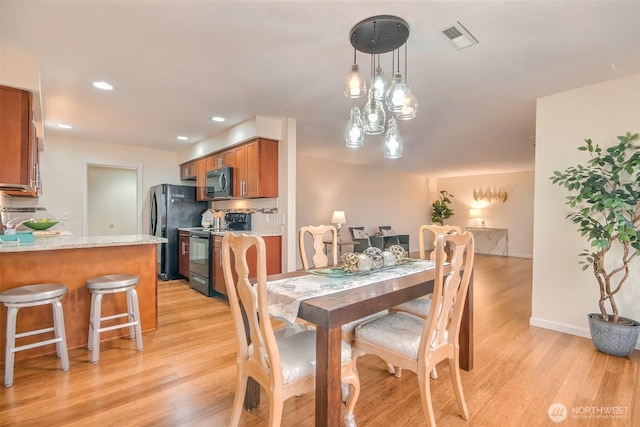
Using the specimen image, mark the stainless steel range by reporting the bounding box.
[188,212,251,297]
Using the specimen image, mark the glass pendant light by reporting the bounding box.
[344,48,366,98]
[396,91,418,120]
[383,118,403,158]
[345,104,365,148]
[363,90,386,135]
[371,64,387,101]
[396,43,418,120]
[385,72,411,113]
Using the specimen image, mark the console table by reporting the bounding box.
[466,227,508,256]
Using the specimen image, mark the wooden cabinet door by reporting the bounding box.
[233,144,247,197]
[0,85,39,196]
[195,156,215,201]
[221,150,235,168]
[212,236,226,295]
[231,139,278,198]
[180,161,197,180]
[178,231,190,278]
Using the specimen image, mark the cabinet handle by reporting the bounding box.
[181,242,187,255]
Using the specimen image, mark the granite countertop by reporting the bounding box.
[178,227,281,237]
[0,234,168,253]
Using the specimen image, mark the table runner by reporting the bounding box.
[267,259,435,323]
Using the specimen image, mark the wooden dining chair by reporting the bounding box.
[298,224,389,343]
[223,233,360,427]
[392,225,463,319]
[299,224,338,270]
[352,231,474,427]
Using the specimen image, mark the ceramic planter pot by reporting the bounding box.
[587,313,640,357]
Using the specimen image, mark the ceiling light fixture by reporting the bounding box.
[211,116,226,122]
[177,136,188,141]
[343,15,417,159]
[57,124,73,129]
[92,81,113,90]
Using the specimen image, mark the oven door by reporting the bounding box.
[189,233,211,295]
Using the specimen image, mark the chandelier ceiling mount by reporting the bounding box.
[349,15,410,55]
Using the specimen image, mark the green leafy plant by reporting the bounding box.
[431,190,454,226]
[550,131,640,324]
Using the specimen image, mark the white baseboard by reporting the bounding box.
[529,317,640,350]
[508,252,533,258]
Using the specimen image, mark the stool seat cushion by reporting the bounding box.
[0,284,67,304]
[86,274,139,290]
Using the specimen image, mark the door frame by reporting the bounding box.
[82,158,143,235]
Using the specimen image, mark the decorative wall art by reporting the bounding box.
[473,188,508,204]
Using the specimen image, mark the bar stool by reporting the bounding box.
[0,283,70,387]
[86,274,143,363]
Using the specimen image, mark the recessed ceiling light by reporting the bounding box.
[93,81,113,90]
[57,124,73,129]
[211,116,225,122]
[177,136,188,141]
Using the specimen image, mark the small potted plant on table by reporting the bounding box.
[551,131,640,357]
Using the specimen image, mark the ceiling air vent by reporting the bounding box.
[440,21,478,50]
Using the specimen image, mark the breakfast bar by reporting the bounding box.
[0,234,166,364]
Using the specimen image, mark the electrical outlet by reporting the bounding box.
[62,212,69,221]
[277,214,285,225]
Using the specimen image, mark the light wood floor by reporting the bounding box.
[1,255,637,426]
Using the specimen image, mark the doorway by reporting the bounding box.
[83,161,142,236]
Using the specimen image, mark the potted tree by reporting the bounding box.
[431,190,454,226]
[550,131,640,357]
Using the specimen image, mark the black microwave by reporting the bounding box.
[206,166,233,198]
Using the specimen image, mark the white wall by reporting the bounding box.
[532,74,640,348]
[37,134,179,236]
[437,171,535,258]
[87,165,137,235]
[296,155,432,269]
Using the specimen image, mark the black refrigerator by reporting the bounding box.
[150,184,208,280]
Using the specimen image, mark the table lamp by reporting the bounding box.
[331,210,347,241]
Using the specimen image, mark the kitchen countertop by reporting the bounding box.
[178,228,282,237]
[0,234,168,253]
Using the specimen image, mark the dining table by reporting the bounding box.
[243,256,474,427]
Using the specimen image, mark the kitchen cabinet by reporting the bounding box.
[0,85,40,196]
[195,155,215,201]
[180,161,197,181]
[212,235,281,297]
[209,151,234,170]
[232,138,278,198]
[178,230,190,278]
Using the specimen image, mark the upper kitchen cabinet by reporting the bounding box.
[180,160,197,181]
[233,138,278,198]
[210,150,235,170]
[0,85,40,196]
[196,155,215,201]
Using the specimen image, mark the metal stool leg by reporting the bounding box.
[129,289,143,351]
[4,306,19,387]
[87,291,97,350]
[91,293,103,363]
[126,289,136,340]
[52,300,70,371]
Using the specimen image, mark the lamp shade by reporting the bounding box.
[469,208,482,218]
[331,211,347,225]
